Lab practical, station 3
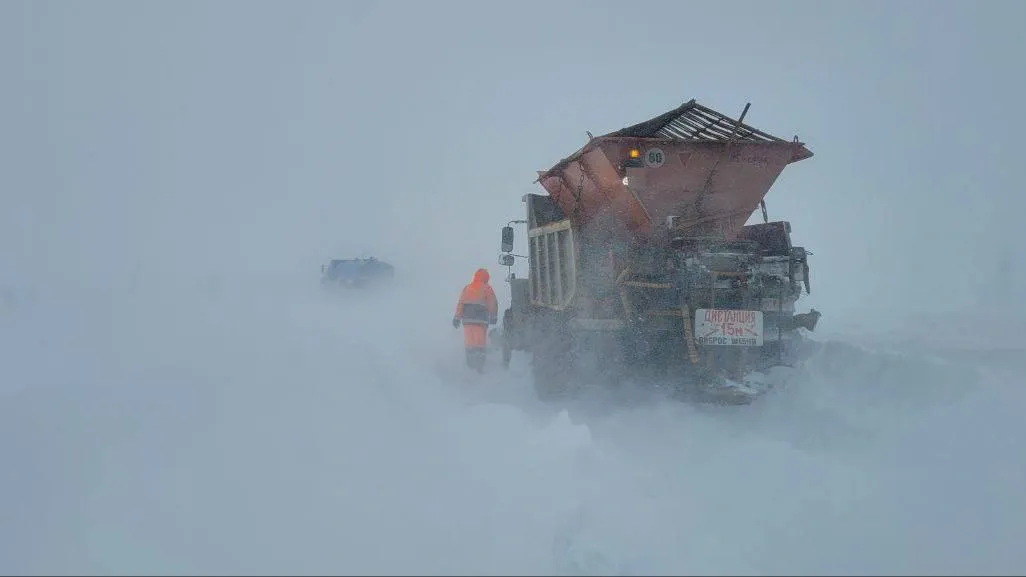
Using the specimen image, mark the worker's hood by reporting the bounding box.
[473,268,490,284]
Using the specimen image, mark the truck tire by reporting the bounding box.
[530,341,570,400]
[568,330,625,391]
[530,329,628,400]
[529,317,573,400]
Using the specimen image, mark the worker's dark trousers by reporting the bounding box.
[465,347,486,373]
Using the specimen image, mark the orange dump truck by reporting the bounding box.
[498,99,821,403]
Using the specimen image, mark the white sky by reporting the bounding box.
[2,0,1024,318]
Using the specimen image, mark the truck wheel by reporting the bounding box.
[530,332,572,401]
[569,331,625,391]
[502,341,512,368]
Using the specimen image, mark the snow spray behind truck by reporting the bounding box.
[497,99,821,404]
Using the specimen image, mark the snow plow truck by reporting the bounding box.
[497,99,821,404]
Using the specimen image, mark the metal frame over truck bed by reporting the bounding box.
[498,99,821,403]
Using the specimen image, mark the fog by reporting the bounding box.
[2,0,1025,574]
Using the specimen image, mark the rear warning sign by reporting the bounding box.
[694,309,764,346]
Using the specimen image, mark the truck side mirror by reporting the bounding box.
[321,264,326,273]
[501,226,514,253]
[499,254,515,267]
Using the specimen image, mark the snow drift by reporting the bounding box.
[1,274,1024,576]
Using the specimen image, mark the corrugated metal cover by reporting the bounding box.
[604,99,788,143]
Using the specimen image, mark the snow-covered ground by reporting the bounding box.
[2,274,1023,576]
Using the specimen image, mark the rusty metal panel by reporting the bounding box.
[535,100,813,241]
[622,139,801,238]
[538,147,652,237]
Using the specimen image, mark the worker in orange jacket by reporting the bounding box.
[453,268,499,372]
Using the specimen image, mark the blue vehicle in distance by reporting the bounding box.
[320,256,395,289]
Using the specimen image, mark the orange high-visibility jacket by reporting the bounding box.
[455,268,498,326]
